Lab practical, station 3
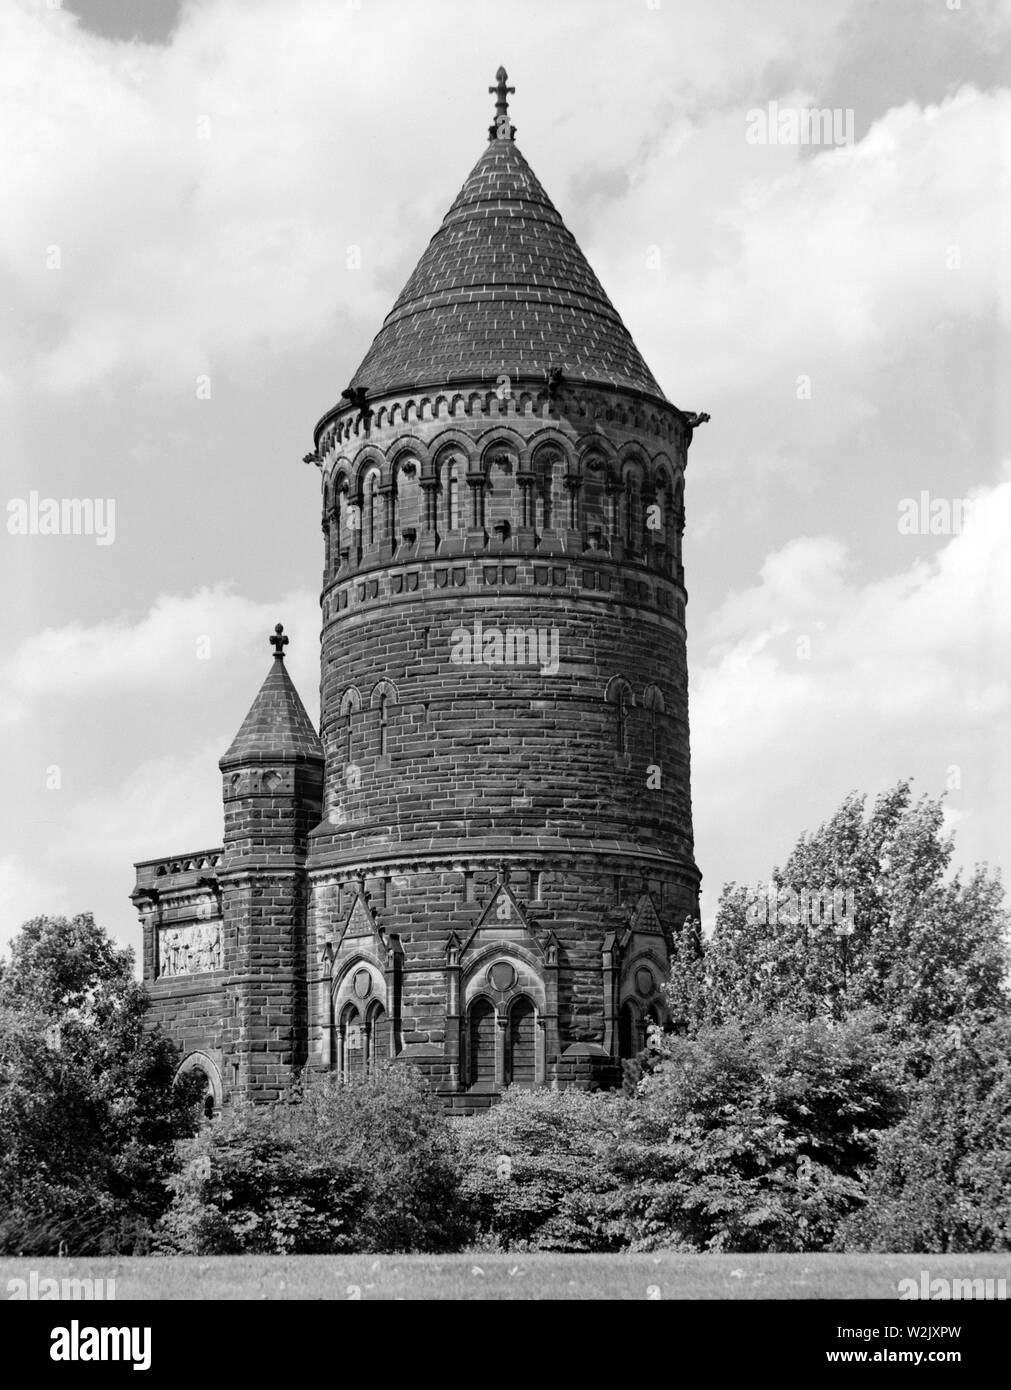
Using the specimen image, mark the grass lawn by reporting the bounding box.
[2,1252,1010,1300]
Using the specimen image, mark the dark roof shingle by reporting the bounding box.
[346,138,664,400]
[220,659,323,766]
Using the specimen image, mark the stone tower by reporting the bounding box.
[304,69,704,1107]
[216,626,324,1100]
[132,69,705,1111]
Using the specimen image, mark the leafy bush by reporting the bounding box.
[614,1015,903,1251]
[0,915,203,1255]
[159,1065,467,1254]
[455,1087,628,1251]
[837,1019,1011,1252]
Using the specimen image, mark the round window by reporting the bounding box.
[489,961,517,992]
[635,966,655,997]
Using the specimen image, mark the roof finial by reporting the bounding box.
[488,65,515,142]
[269,623,289,660]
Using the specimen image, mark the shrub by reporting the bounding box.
[159,1065,467,1254]
[615,1014,903,1251]
[455,1087,628,1251]
[837,1019,1011,1252]
[0,914,203,1256]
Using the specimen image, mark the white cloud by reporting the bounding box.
[0,856,73,952]
[607,85,1010,441]
[0,584,318,719]
[691,473,1011,920]
[63,742,227,868]
[0,0,867,394]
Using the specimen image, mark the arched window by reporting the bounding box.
[605,677,634,761]
[580,470,605,550]
[643,685,665,765]
[446,459,460,531]
[566,477,579,531]
[340,688,361,767]
[341,1003,365,1081]
[619,1001,637,1059]
[394,457,422,541]
[370,1003,390,1066]
[616,687,628,756]
[619,1000,658,1058]
[536,457,554,531]
[390,482,398,545]
[506,996,536,1085]
[370,679,398,760]
[367,471,379,546]
[467,997,496,1087]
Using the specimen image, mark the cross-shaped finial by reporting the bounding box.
[488,65,515,142]
[269,623,289,659]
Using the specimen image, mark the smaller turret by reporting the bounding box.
[217,625,324,1101]
[219,624,324,864]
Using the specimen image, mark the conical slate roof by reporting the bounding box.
[220,652,323,767]
[347,135,664,399]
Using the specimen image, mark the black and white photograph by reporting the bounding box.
[1,0,1009,1352]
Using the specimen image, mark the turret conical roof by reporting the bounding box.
[346,129,664,400]
[220,632,323,767]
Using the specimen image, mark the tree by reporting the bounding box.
[671,784,1009,1066]
[837,1018,1011,1252]
[0,911,134,1014]
[643,783,1010,1250]
[0,914,202,1255]
[615,1014,902,1251]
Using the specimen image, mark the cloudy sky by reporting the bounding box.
[1,0,1008,955]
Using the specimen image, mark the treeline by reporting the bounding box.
[2,783,1008,1255]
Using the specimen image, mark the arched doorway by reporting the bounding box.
[174,1051,223,1119]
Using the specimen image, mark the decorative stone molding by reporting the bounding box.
[158,920,223,977]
